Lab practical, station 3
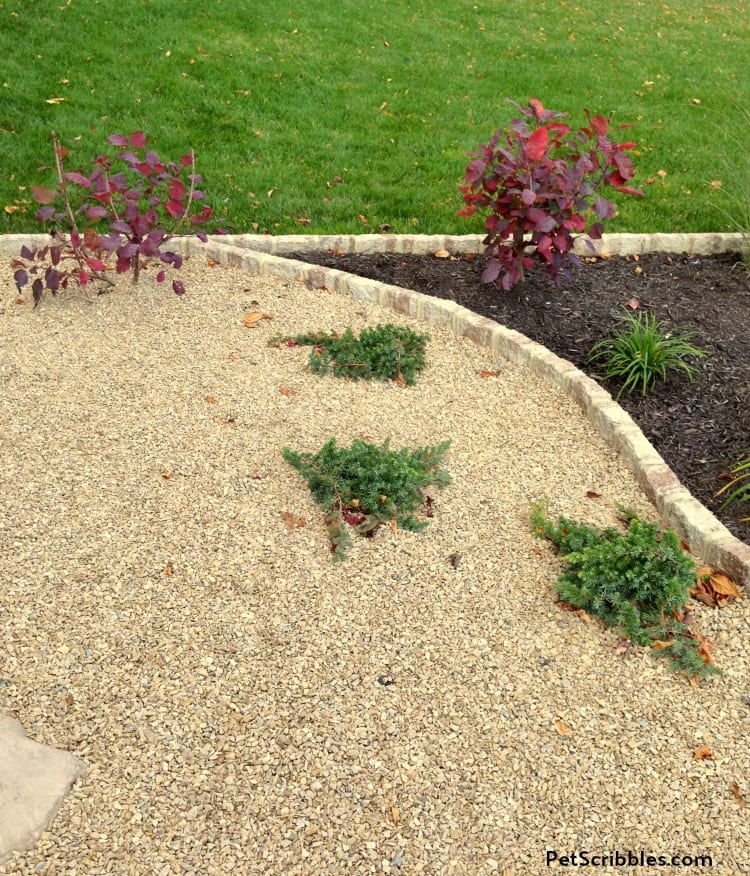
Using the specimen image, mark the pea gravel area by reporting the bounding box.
[1,255,749,876]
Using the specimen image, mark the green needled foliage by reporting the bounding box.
[530,501,721,680]
[277,324,429,386]
[283,438,451,561]
[587,309,706,399]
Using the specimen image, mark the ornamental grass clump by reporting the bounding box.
[530,501,721,680]
[283,438,450,560]
[716,450,750,521]
[587,309,706,399]
[277,323,429,385]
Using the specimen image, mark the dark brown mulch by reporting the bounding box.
[288,248,750,547]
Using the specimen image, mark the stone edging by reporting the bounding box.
[2,232,748,588]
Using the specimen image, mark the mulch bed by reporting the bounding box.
[289,248,750,546]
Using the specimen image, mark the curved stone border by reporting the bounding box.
[2,232,748,589]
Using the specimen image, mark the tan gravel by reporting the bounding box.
[1,254,748,875]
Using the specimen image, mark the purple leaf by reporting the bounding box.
[64,172,92,189]
[35,206,57,222]
[156,270,166,282]
[107,134,129,147]
[32,278,43,306]
[129,131,147,148]
[172,279,185,296]
[86,205,109,220]
[20,245,34,260]
[14,268,28,290]
[481,260,502,284]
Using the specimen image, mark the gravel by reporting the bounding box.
[1,255,749,875]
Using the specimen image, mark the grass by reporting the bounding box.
[1,1,748,236]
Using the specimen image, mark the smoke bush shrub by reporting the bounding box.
[458,99,642,291]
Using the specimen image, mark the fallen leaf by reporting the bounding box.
[390,805,400,825]
[243,311,273,328]
[480,369,501,378]
[585,490,601,499]
[693,745,714,761]
[357,213,368,224]
[4,204,19,214]
[709,180,722,189]
[435,249,450,258]
[693,566,742,606]
[205,395,218,404]
[267,188,276,198]
[161,472,172,480]
[227,353,237,361]
[731,783,747,806]
[45,97,68,104]
[625,298,640,310]
[279,384,296,396]
[394,370,406,387]
[65,694,74,707]
[651,639,673,650]
[447,552,461,568]
[281,511,306,531]
[165,565,174,577]
[15,297,25,304]
[554,719,573,736]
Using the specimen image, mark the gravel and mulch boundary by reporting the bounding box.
[1,248,749,874]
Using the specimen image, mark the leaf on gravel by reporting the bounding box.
[557,600,593,623]
[731,783,747,807]
[434,249,450,258]
[693,745,714,761]
[243,311,273,328]
[554,719,573,736]
[480,369,501,378]
[390,805,400,825]
[164,565,174,577]
[279,385,296,396]
[205,395,218,404]
[585,490,601,499]
[692,566,742,607]
[281,511,306,531]
[651,640,673,651]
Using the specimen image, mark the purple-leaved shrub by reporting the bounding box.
[13,131,217,305]
[458,99,642,291]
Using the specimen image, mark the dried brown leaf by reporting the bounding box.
[731,783,747,806]
[281,511,306,532]
[243,311,273,328]
[693,745,714,761]
[554,719,573,737]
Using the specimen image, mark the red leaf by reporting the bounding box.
[525,126,549,161]
[129,131,147,148]
[528,98,546,119]
[165,199,183,218]
[64,172,92,189]
[31,185,57,205]
[590,114,609,136]
[585,491,601,499]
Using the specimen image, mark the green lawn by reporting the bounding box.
[1,0,747,236]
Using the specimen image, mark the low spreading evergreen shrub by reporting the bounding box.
[530,501,721,679]
[283,437,450,560]
[275,323,429,385]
